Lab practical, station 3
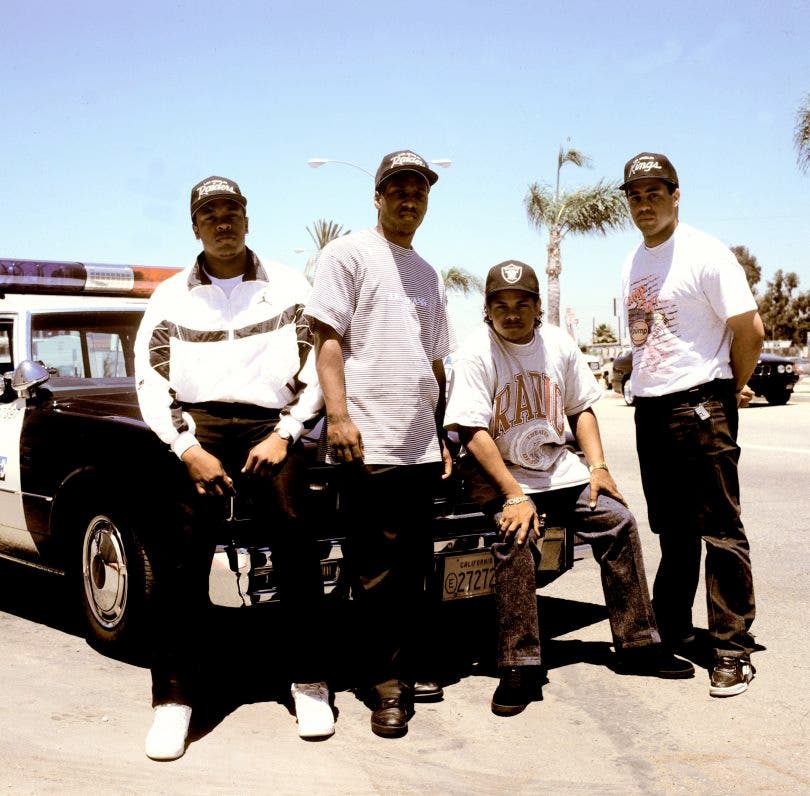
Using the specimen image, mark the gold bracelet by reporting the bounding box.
[502,495,529,508]
[588,462,609,473]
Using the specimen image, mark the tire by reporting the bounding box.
[765,389,790,405]
[622,377,635,406]
[77,505,154,651]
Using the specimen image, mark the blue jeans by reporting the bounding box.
[462,459,660,668]
[634,378,756,657]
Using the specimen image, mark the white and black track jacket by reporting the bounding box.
[134,249,323,457]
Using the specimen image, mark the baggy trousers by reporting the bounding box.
[150,403,326,706]
[336,462,442,699]
[634,379,756,656]
[462,458,660,668]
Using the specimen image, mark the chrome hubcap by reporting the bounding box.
[82,515,128,630]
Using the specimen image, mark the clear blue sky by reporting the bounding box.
[3,0,808,344]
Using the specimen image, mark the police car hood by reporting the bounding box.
[48,380,146,425]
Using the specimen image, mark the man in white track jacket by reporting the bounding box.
[134,175,333,761]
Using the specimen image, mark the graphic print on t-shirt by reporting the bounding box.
[491,368,565,470]
[625,273,681,378]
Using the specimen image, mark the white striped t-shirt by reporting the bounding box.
[305,227,455,465]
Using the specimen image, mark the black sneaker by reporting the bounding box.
[491,668,539,717]
[615,646,695,679]
[709,656,755,698]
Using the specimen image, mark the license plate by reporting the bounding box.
[441,550,495,601]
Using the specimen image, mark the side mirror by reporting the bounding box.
[8,360,50,398]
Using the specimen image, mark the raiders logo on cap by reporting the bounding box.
[485,260,540,298]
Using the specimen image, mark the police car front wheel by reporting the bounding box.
[77,508,153,650]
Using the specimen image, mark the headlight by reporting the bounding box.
[785,364,793,374]
[777,364,785,374]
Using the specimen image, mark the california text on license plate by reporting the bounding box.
[441,550,495,601]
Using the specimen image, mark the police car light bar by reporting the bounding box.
[0,258,182,298]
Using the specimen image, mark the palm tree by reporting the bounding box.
[307,219,350,250]
[441,267,484,295]
[525,144,630,327]
[795,93,810,174]
[303,219,350,282]
[592,323,617,344]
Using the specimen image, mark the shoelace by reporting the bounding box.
[295,683,329,700]
[715,656,740,670]
[501,668,525,688]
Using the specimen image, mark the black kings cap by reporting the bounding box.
[619,152,679,191]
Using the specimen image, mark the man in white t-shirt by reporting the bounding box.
[620,152,765,697]
[445,261,694,717]
[305,151,454,738]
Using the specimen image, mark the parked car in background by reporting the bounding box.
[610,348,798,406]
[747,352,799,405]
[789,356,809,377]
[610,349,634,404]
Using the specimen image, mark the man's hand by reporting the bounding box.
[242,432,289,476]
[737,384,755,408]
[588,468,626,509]
[181,445,235,497]
[498,498,541,546]
[327,414,364,463]
[440,438,453,480]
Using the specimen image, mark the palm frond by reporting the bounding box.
[524,183,556,231]
[557,181,631,236]
[558,146,592,171]
[306,218,350,250]
[441,267,484,295]
[795,93,810,174]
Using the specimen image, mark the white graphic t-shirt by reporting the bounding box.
[445,323,601,493]
[621,222,757,397]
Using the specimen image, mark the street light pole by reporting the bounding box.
[307,159,375,178]
[307,157,453,178]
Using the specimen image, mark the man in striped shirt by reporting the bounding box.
[306,150,454,738]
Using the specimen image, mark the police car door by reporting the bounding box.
[0,317,34,556]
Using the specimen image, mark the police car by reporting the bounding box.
[0,258,574,652]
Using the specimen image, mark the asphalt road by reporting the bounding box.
[1,388,809,795]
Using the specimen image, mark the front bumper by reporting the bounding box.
[207,528,501,609]
[208,519,578,608]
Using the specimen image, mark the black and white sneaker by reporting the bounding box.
[709,656,755,698]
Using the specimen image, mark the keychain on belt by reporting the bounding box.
[695,403,710,420]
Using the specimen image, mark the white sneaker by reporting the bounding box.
[291,682,335,739]
[145,703,192,761]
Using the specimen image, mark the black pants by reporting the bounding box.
[336,462,441,698]
[634,379,756,656]
[150,403,326,706]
